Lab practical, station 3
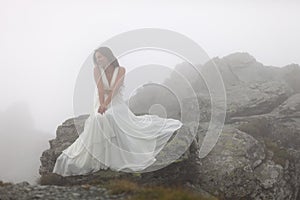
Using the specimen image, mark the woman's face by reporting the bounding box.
[95,51,108,67]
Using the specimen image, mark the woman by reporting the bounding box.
[52,46,183,176]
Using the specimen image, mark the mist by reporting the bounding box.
[0,0,299,184]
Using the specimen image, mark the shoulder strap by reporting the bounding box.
[110,67,119,88]
[98,67,109,87]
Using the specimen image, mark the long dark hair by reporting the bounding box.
[93,46,120,69]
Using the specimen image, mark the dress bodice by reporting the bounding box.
[92,66,125,114]
[99,66,119,94]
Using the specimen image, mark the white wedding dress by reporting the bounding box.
[52,66,183,176]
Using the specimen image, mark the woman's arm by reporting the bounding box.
[93,66,105,105]
[103,67,126,107]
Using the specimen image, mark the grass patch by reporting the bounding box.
[104,179,218,200]
[37,173,67,186]
[264,139,294,166]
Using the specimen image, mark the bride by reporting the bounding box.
[52,46,183,176]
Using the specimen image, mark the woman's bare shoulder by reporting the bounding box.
[94,66,100,72]
[119,66,126,74]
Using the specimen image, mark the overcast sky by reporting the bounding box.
[0,0,299,184]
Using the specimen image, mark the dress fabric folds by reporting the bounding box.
[52,66,183,176]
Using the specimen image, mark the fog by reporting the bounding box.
[0,0,299,184]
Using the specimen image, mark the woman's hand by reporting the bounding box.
[98,104,107,114]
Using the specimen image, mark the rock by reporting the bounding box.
[225,81,293,118]
[182,80,293,122]
[225,94,300,199]
[196,125,264,198]
[194,121,300,199]
[271,93,300,117]
[280,64,300,93]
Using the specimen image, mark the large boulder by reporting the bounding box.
[194,122,299,199]
[217,94,300,199]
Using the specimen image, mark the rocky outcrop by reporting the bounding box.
[177,53,300,199]
[225,81,293,118]
[38,52,300,199]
